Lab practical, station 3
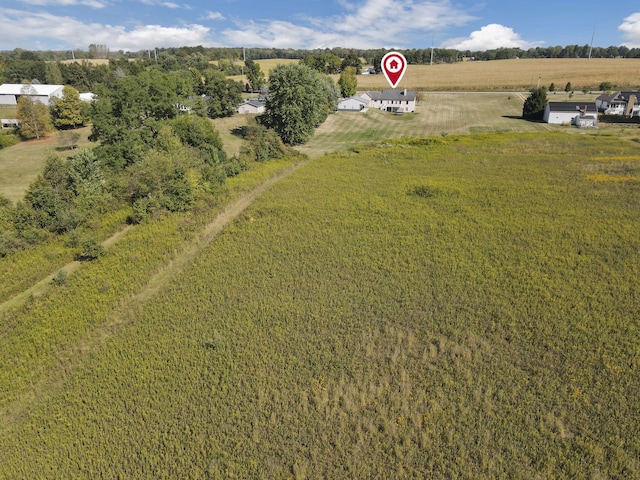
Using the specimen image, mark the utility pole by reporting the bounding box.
[430,31,434,66]
[588,26,595,60]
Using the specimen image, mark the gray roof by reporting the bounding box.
[596,90,639,103]
[339,96,368,104]
[244,98,266,108]
[546,102,597,113]
[367,89,416,101]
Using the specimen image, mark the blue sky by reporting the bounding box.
[2,0,640,53]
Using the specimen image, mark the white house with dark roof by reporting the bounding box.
[0,83,64,106]
[543,102,598,126]
[238,98,266,114]
[361,89,416,113]
[595,91,640,117]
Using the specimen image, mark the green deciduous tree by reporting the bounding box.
[126,150,194,216]
[89,70,183,168]
[262,63,339,145]
[16,94,53,140]
[301,53,342,74]
[522,87,548,120]
[245,59,266,93]
[167,115,226,165]
[338,66,358,97]
[241,121,287,162]
[201,69,243,118]
[341,53,362,72]
[50,85,85,129]
[45,62,63,84]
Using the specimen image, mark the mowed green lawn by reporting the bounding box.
[298,92,571,158]
[1,132,639,478]
[0,126,93,203]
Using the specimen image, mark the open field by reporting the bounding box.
[353,58,640,92]
[0,126,92,203]
[58,58,111,65]
[209,114,254,158]
[1,56,639,478]
[0,89,628,202]
[297,91,604,158]
[228,58,299,83]
[0,131,639,477]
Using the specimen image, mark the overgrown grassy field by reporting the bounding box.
[354,58,640,91]
[1,131,639,478]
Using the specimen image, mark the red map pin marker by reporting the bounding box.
[381,52,407,89]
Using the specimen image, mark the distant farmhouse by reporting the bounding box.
[0,83,64,106]
[237,98,266,114]
[338,89,417,113]
[544,102,598,127]
[595,91,640,117]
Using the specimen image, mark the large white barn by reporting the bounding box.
[0,84,64,106]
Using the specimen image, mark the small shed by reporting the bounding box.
[574,115,598,129]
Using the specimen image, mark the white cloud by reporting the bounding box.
[0,9,216,51]
[138,0,182,7]
[222,0,477,49]
[3,0,481,51]
[105,24,215,51]
[203,11,225,21]
[442,24,540,51]
[619,12,640,47]
[18,0,107,7]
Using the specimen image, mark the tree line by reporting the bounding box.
[0,49,345,257]
[4,42,640,68]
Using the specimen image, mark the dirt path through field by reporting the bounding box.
[0,226,133,315]
[0,161,305,431]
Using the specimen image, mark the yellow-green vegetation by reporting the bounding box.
[0,209,128,305]
[353,58,640,91]
[1,131,639,478]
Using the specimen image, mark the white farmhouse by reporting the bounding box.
[361,89,416,113]
[0,83,64,106]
